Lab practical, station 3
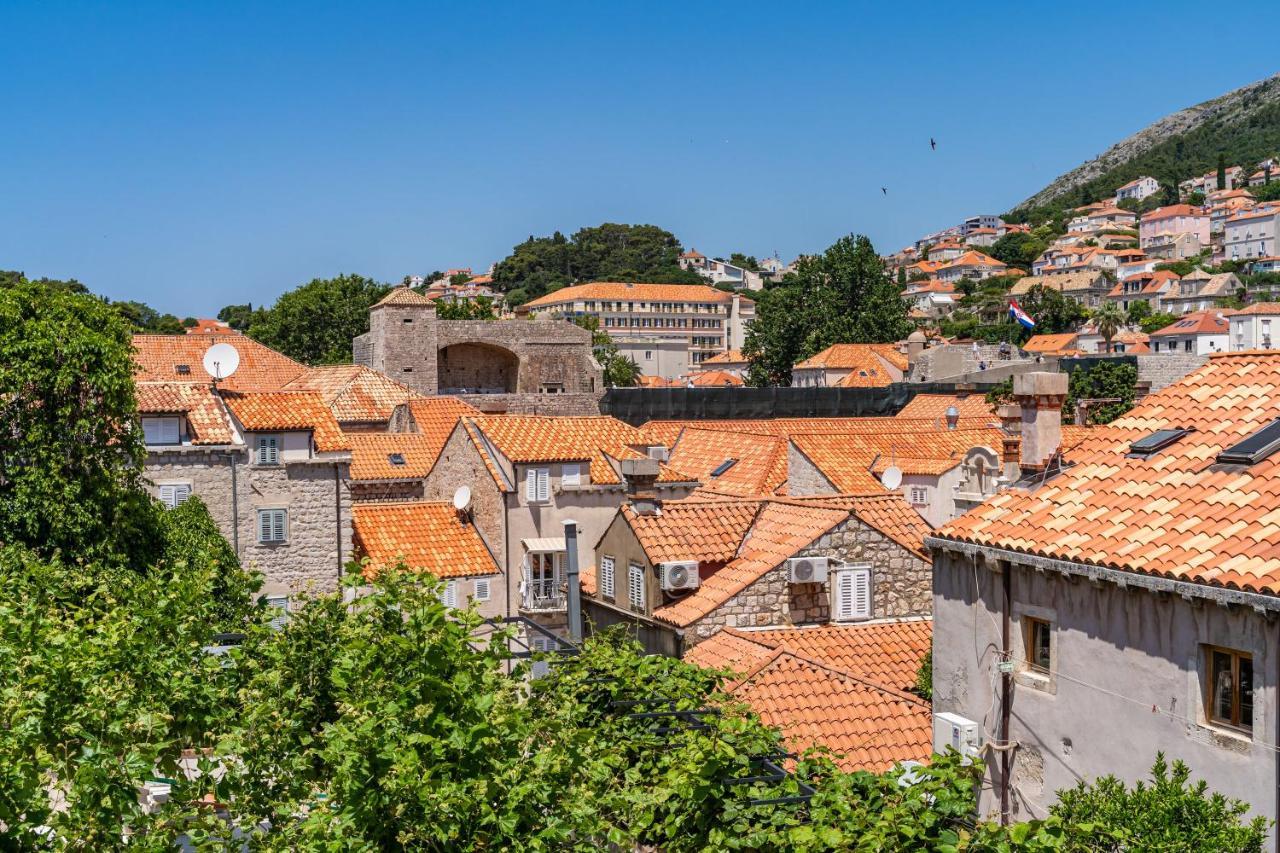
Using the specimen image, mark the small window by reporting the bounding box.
[1129,428,1190,456]
[600,555,615,599]
[142,416,181,446]
[388,453,406,466]
[265,595,289,631]
[561,463,581,487]
[158,483,192,509]
[628,562,645,612]
[834,567,871,621]
[710,458,737,477]
[175,364,192,375]
[257,509,287,543]
[1024,617,1052,674]
[440,580,457,609]
[909,486,928,505]
[1205,646,1253,733]
[525,467,550,503]
[474,578,491,601]
[256,436,279,465]
[1218,418,1280,465]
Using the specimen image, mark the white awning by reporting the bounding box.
[522,537,566,553]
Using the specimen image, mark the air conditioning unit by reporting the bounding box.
[659,560,699,591]
[647,445,670,462]
[787,556,829,584]
[933,712,982,760]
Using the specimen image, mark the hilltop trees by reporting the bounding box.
[246,273,390,365]
[744,234,911,385]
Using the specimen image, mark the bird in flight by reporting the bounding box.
[930,138,937,150]
[881,187,888,195]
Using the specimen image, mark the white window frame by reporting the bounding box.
[256,435,280,465]
[909,486,928,505]
[158,483,192,509]
[600,555,616,600]
[474,577,491,602]
[833,566,872,622]
[265,594,289,631]
[525,466,550,503]
[561,462,582,487]
[142,416,181,446]
[628,561,646,612]
[257,508,287,544]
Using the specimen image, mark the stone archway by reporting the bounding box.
[437,342,520,394]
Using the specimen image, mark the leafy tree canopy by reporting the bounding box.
[217,302,266,331]
[573,314,639,387]
[247,273,390,364]
[436,295,497,320]
[728,252,761,271]
[1066,360,1138,424]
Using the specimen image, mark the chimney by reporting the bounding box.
[619,457,661,516]
[996,402,1022,482]
[1012,372,1069,473]
[906,330,927,367]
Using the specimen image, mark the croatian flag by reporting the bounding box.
[1009,299,1036,330]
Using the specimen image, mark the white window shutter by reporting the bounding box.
[143,419,160,445]
[474,578,490,601]
[836,571,854,620]
[259,511,271,542]
[526,468,538,502]
[159,485,176,508]
[850,568,872,620]
[601,556,615,599]
[160,417,180,445]
[562,463,581,486]
[441,580,457,608]
[173,484,191,506]
[537,468,550,502]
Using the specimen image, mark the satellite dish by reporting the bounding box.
[202,342,241,381]
[452,485,472,512]
[882,465,904,490]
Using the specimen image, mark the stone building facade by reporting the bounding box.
[353,287,603,415]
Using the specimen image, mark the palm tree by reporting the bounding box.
[1093,301,1127,354]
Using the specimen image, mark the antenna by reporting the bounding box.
[882,465,903,490]
[452,485,472,513]
[202,342,241,383]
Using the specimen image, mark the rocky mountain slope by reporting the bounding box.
[1014,73,1280,213]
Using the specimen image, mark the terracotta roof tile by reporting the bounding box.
[687,370,744,387]
[136,382,235,444]
[1233,303,1280,316]
[700,349,747,365]
[222,391,349,452]
[624,498,761,565]
[523,282,743,309]
[372,286,433,307]
[1022,333,1080,354]
[133,334,306,391]
[284,365,423,424]
[895,393,995,421]
[794,343,908,373]
[789,427,1000,495]
[348,432,443,480]
[1149,310,1231,337]
[936,352,1280,596]
[353,501,497,579]
[668,428,789,497]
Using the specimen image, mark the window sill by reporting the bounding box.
[1014,669,1055,694]
[256,540,289,547]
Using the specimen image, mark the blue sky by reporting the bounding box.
[2,1,1277,316]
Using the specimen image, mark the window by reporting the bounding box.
[600,555,615,599]
[644,350,653,361]
[474,578,491,601]
[833,567,871,621]
[1024,617,1052,673]
[525,467,550,502]
[265,595,289,631]
[561,463,581,487]
[142,416,181,445]
[256,436,279,465]
[909,486,928,505]
[1205,647,1253,732]
[158,483,192,509]
[627,562,645,611]
[440,580,458,609]
[1184,340,1193,353]
[257,509,287,543]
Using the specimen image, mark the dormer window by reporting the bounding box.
[142,416,181,446]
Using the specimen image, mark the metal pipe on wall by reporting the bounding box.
[564,519,582,644]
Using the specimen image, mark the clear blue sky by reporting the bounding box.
[2,1,1277,316]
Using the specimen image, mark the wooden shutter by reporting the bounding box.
[266,595,289,631]
[258,510,272,542]
[159,485,177,508]
[272,510,286,542]
[172,484,191,506]
[600,556,615,599]
[474,578,490,601]
[628,562,645,611]
[537,468,550,502]
[441,580,457,608]
[836,567,872,621]
[143,418,161,445]
[258,436,278,465]
[525,468,538,502]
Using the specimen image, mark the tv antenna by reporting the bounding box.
[202,342,241,385]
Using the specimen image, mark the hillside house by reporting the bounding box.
[1114,175,1159,204]
[1229,303,1280,351]
[1148,310,1231,354]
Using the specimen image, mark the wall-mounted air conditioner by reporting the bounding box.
[659,560,699,591]
[647,445,670,462]
[932,711,981,760]
[786,556,829,584]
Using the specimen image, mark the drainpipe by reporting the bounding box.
[564,519,582,644]
[334,462,343,589]
[1000,559,1013,825]
[228,450,240,559]
[503,491,513,620]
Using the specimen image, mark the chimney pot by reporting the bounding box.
[620,457,662,516]
[1012,372,1068,472]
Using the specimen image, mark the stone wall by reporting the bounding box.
[786,444,839,495]
[422,426,507,570]
[1136,353,1208,391]
[350,481,425,503]
[910,343,1033,383]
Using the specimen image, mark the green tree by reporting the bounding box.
[1140,310,1179,334]
[0,270,90,295]
[217,302,264,331]
[728,252,761,272]
[1018,284,1086,335]
[573,314,639,387]
[1065,360,1138,424]
[248,273,391,364]
[436,296,497,320]
[0,280,157,564]
[1092,301,1127,353]
[1218,153,1228,190]
[1188,190,1206,206]
[112,299,186,334]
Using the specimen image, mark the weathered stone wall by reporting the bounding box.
[350,481,425,503]
[910,344,1034,383]
[422,426,507,571]
[786,444,839,495]
[1136,353,1207,391]
[438,342,519,393]
[145,449,351,599]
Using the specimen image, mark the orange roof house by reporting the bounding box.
[792,344,907,388]
[221,390,350,452]
[523,282,745,309]
[185,318,238,335]
[133,334,307,392]
[284,364,423,428]
[136,381,236,445]
[353,501,499,580]
[1021,333,1080,356]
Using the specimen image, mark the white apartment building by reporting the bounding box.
[1229,303,1280,351]
[1225,206,1280,261]
[677,250,765,291]
[1114,176,1160,204]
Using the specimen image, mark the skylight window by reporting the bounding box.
[1128,428,1190,456]
[175,364,191,374]
[1217,419,1280,465]
[388,453,407,466]
[710,458,738,477]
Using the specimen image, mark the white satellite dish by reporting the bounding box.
[882,465,904,490]
[202,342,241,381]
[452,485,472,513]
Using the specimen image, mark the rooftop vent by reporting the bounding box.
[710,458,738,477]
[1217,419,1280,465]
[175,364,191,374]
[388,453,407,466]
[1128,428,1190,456]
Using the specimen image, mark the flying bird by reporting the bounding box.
[930,137,937,150]
[881,187,888,195]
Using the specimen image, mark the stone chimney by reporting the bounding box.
[997,402,1023,482]
[619,457,661,516]
[1012,372,1069,473]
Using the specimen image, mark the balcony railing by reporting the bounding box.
[521,575,565,612]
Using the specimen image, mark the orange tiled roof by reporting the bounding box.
[1022,333,1080,355]
[895,393,995,421]
[523,282,740,309]
[285,364,423,424]
[348,432,443,480]
[941,250,1006,270]
[688,370,744,387]
[653,500,849,627]
[185,318,238,335]
[793,343,907,375]
[724,648,932,772]
[668,428,789,497]
[1141,204,1206,221]
[372,286,433,308]
[687,621,931,693]
[636,375,682,388]
[785,493,933,557]
[353,501,497,579]
[136,382,235,445]
[1148,310,1231,337]
[936,352,1280,596]
[1233,303,1280,316]
[132,334,306,392]
[222,391,349,452]
[789,427,1000,495]
[701,349,747,366]
[622,498,761,565]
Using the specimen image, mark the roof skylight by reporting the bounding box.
[388,453,407,466]
[710,458,738,477]
[1128,428,1190,456]
[1217,419,1280,465]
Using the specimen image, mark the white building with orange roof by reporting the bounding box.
[902,279,957,317]
[583,493,933,656]
[1228,302,1280,351]
[1107,269,1181,313]
[694,348,750,379]
[1113,175,1160,204]
[935,250,1008,284]
[791,343,907,388]
[931,361,1280,825]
